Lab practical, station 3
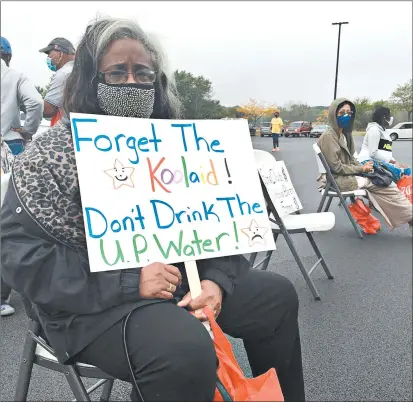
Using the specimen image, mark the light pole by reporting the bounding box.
[332,22,349,100]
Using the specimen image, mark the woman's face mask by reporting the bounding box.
[336,107,353,129]
[383,115,394,128]
[97,82,155,118]
[97,39,157,118]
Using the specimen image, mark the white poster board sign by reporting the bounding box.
[70,113,276,272]
[258,160,302,217]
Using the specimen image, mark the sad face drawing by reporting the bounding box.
[241,219,268,246]
[105,159,135,189]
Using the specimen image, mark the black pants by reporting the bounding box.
[272,133,280,148]
[77,270,305,401]
[1,276,12,304]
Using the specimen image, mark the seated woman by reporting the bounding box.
[358,106,411,180]
[317,98,412,230]
[1,18,305,401]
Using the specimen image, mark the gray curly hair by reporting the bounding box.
[63,17,182,119]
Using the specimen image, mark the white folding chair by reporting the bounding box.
[251,150,335,300]
[313,143,366,238]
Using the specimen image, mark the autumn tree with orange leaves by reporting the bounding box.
[236,99,279,126]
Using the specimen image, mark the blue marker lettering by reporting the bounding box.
[72,118,97,152]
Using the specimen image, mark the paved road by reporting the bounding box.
[1,136,412,401]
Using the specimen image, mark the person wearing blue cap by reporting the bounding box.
[1,36,43,155]
[0,36,43,317]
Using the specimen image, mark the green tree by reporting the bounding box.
[174,70,225,119]
[353,97,373,130]
[35,75,54,99]
[390,79,412,120]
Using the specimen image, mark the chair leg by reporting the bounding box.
[260,233,278,271]
[317,192,328,212]
[65,365,91,401]
[260,250,273,271]
[100,379,114,402]
[324,197,333,212]
[14,320,40,401]
[306,232,334,279]
[248,252,258,267]
[343,195,364,239]
[282,230,321,300]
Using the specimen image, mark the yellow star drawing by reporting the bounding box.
[241,219,268,247]
[105,159,135,189]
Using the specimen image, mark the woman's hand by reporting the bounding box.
[139,263,182,300]
[396,162,408,169]
[362,161,374,173]
[177,280,223,321]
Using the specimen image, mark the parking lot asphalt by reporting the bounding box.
[1,135,412,401]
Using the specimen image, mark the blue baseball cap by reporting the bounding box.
[1,36,12,55]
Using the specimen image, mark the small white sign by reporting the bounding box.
[70,113,276,272]
[258,160,302,217]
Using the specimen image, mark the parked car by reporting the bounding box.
[309,124,329,138]
[386,122,412,141]
[20,112,50,139]
[260,122,271,137]
[284,121,313,137]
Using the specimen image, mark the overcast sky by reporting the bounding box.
[1,1,412,107]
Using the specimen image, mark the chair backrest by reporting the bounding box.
[312,143,326,174]
[1,173,11,207]
[253,150,302,218]
[312,143,344,193]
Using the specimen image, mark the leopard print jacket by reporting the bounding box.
[12,123,87,251]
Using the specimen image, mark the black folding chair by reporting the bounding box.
[14,299,115,402]
[313,143,366,239]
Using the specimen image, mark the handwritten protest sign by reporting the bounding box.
[70,113,276,272]
[258,160,302,217]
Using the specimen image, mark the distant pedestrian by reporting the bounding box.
[1,36,43,155]
[39,37,75,126]
[271,109,283,152]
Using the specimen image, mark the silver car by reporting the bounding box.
[260,122,271,137]
[310,124,329,138]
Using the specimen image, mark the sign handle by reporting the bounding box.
[184,260,213,338]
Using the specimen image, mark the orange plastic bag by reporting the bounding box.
[348,198,381,234]
[397,176,412,204]
[50,110,62,127]
[203,308,284,402]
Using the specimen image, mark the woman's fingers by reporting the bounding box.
[190,309,208,322]
[164,270,180,286]
[157,290,174,300]
[177,291,192,307]
[164,264,182,282]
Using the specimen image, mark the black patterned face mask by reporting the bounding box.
[97,82,155,118]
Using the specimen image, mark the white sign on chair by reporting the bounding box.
[255,151,302,217]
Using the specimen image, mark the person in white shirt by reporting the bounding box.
[1,36,43,155]
[358,107,411,178]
